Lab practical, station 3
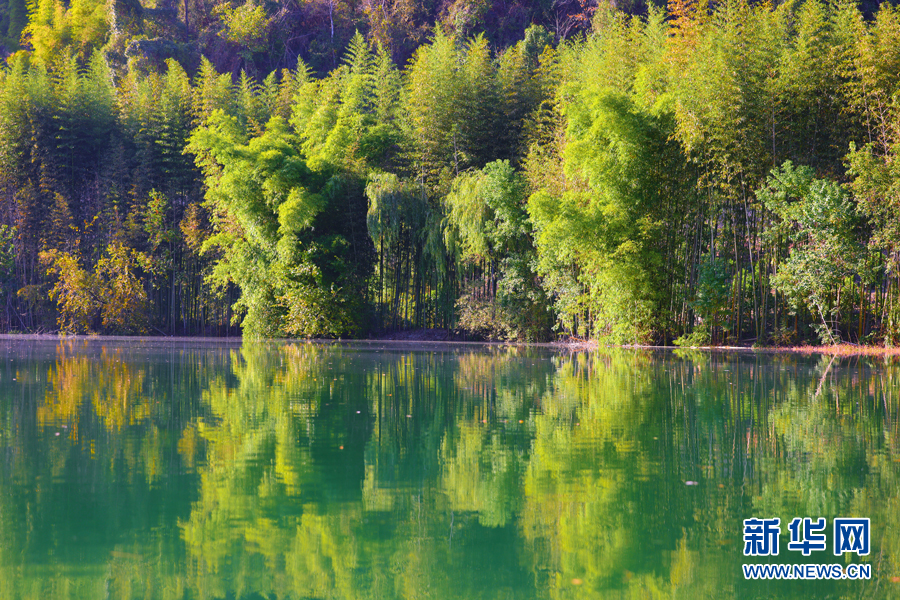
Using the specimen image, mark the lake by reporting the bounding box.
[0,338,894,599]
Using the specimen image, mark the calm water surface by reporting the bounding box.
[0,338,896,599]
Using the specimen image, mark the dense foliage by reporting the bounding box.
[4,0,900,343]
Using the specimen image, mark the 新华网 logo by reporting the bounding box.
[742,517,870,557]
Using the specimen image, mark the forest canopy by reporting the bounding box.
[2,0,900,345]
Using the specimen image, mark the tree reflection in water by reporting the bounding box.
[0,340,896,599]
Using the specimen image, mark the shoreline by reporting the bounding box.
[625,343,900,357]
[3,333,900,356]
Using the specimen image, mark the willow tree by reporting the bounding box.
[365,172,446,330]
[444,160,550,340]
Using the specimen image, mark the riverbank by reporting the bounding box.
[624,342,900,357]
[6,332,900,356]
[770,344,900,356]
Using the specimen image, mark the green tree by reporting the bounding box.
[1,0,27,50]
[759,161,869,344]
[444,160,550,340]
[188,112,366,337]
[22,0,109,65]
[528,8,694,342]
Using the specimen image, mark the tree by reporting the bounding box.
[188,112,367,337]
[444,160,550,340]
[1,0,27,50]
[21,0,110,65]
[848,134,900,343]
[39,240,150,334]
[759,161,869,344]
[528,8,694,342]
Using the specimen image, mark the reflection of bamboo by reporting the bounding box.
[813,354,836,401]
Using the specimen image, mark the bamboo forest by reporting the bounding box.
[2,1,899,596]
[1,0,900,344]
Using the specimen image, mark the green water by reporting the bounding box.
[0,339,896,599]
